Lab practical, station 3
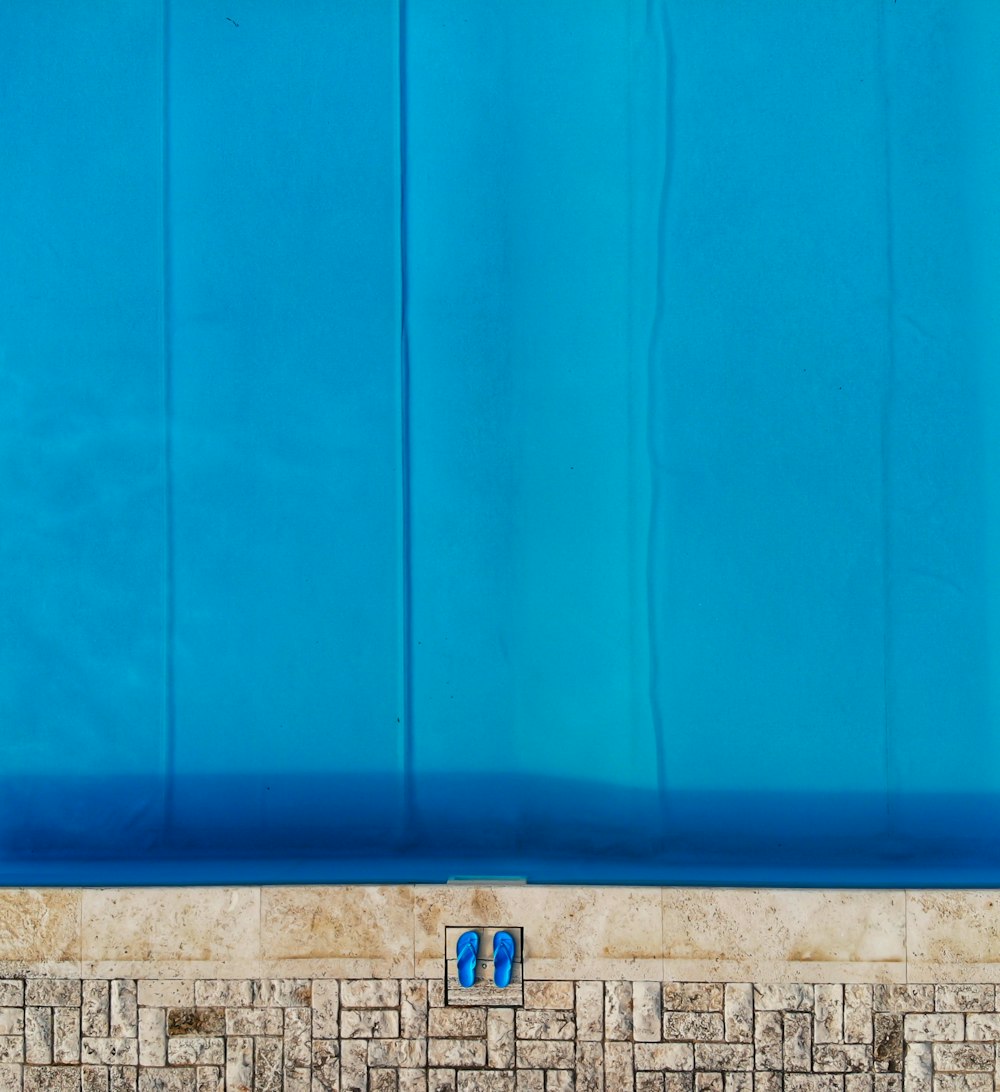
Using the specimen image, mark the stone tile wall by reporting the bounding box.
[0,976,997,1092]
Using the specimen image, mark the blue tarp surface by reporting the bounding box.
[1,1,999,883]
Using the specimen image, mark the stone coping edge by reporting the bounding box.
[0,886,996,983]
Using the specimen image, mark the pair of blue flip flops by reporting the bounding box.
[456,929,515,988]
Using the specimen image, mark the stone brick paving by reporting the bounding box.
[1,977,999,1091]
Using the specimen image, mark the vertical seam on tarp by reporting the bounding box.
[645,0,674,850]
[162,0,176,844]
[627,0,642,832]
[876,0,895,838]
[398,0,415,844]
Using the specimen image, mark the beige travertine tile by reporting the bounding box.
[414,885,662,979]
[261,885,414,976]
[16,883,1000,982]
[907,891,1000,982]
[659,960,903,984]
[662,889,905,982]
[0,889,80,971]
[84,959,266,981]
[81,888,259,972]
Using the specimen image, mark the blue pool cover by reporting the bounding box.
[2,1,1000,885]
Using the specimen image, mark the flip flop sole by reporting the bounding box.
[492,929,516,988]
[457,929,480,988]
